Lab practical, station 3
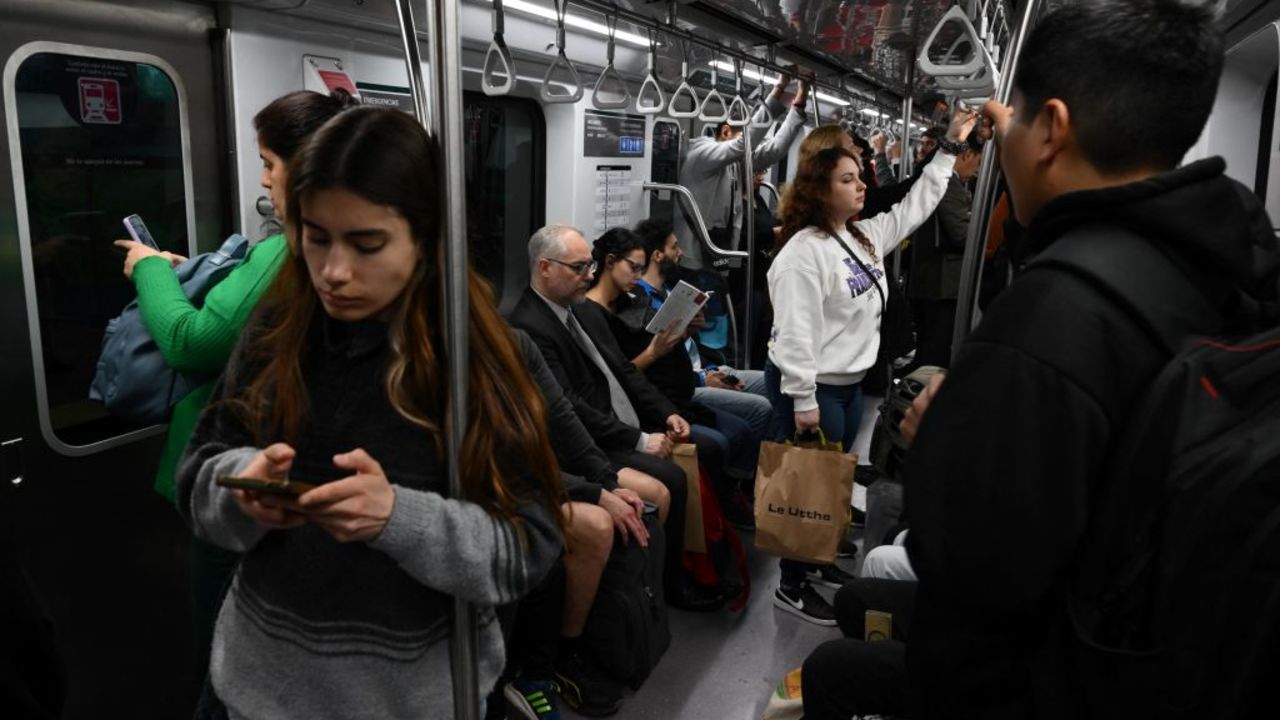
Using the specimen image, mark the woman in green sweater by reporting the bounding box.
[113,88,357,678]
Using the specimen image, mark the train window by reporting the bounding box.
[648,119,681,225]
[462,93,545,310]
[1256,69,1277,202]
[4,44,195,454]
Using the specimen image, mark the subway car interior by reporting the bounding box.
[2,0,1278,718]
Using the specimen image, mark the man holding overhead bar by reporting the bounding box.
[674,70,810,271]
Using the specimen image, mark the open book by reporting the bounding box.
[645,280,710,335]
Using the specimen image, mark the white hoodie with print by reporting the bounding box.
[767,152,957,412]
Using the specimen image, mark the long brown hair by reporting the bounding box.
[236,107,565,535]
[776,146,876,260]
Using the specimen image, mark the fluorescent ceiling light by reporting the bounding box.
[491,0,650,48]
[859,108,882,117]
[709,61,849,106]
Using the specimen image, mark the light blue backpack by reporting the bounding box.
[89,234,250,424]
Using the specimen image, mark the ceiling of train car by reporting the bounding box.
[216,0,1015,125]
[611,0,1013,119]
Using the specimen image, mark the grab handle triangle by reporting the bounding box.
[541,50,584,104]
[917,5,986,77]
[481,37,516,96]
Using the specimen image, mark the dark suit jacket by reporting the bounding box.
[909,173,972,301]
[507,287,678,452]
[512,328,618,504]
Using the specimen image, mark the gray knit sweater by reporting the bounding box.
[176,314,561,719]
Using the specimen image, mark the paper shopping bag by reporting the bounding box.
[753,434,857,564]
[671,443,705,553]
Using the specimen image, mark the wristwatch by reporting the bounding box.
[937,138,967,155]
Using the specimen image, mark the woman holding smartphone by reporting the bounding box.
[176,107,564,718]
[765,107,979,625]
[113,89,358,682]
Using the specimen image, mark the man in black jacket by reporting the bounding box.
[507,224,716,610]
[898,1,1280,718]
[907,144,983,368]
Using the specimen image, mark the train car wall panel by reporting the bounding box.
[1193,22,1280,220]
[221,5,415,238]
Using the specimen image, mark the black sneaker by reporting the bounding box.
[806,563,856,590]
[773,583,838,626]
[552,651,623,717]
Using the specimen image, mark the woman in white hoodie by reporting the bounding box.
[765,107,978,625]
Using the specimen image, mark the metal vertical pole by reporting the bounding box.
[891,67,914,283]
[394,2,478,719]
[949,0,1041,359]
[741,102,757,371]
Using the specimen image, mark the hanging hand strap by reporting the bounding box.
[592,14,632,109]
[540,0,584,104]
[635,28,667,114]
[481,0,516,96]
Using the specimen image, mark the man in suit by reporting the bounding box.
[509,224,725,610]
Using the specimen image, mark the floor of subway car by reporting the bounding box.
[556,530,863,720]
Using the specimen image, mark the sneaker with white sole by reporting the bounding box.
[773,583,838,626]
[504,677,562,720]
[806,563,857,590]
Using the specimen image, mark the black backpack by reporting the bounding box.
[1033,226,1280,718]
[581,503,671,690]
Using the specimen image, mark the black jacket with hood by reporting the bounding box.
[902,158,1280,719]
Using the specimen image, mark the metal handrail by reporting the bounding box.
[951,0,1042,358]
[758,180,780,208]
[540,0,584,104]
[591,14,631,109]
[740,109,758,369]
[394,1,477,718]
[668,39,700,118]
[635,29,666,114]
[481,0,515,96]
[643,181,748,260]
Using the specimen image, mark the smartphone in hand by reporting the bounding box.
[122,214,160,250]
[216,475,316,496]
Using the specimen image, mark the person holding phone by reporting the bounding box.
[112,89,359,682]
[177,107,564,719]
[765,105,980,625]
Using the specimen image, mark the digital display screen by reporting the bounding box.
[584,109,647,158]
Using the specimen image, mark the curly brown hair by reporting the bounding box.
[776,146,876,260]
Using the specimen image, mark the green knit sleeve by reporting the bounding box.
[132,234,288,375]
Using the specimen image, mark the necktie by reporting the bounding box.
[565,311,641,428]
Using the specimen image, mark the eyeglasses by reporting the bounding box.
[544,257,597,276]
[619,257,647,274]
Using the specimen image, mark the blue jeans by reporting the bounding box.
[764,361,864,589]
[763,362,864,451]
[692,368,774,441]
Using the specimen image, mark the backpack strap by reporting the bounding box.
[1029,224,1222,355]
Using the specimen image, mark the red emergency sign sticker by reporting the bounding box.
[317,70,358,95]
[78,77,122,124]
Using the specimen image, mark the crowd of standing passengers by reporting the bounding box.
[100,1,1280,718]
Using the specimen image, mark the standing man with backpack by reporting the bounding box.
[892,1,1280,719]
